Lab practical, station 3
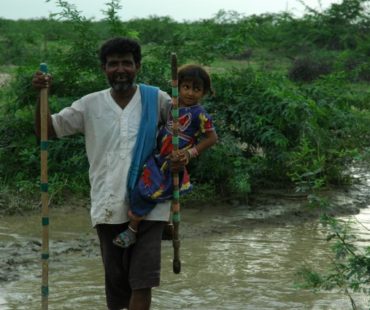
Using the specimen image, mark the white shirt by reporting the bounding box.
[52,85,172,227]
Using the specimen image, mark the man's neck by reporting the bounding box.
[110,85,137,109]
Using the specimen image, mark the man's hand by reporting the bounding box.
[32,71,52,90]
[33,71,56,139]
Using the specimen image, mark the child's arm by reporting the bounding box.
[184,130,218,163]
[171,130,217,168]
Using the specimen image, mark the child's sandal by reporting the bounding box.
[113,226,137,248]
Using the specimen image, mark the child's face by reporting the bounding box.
[179,80,205,107]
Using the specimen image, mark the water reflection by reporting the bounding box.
[0,205,369,309]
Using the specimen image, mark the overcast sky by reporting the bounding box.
[1,0,341,21]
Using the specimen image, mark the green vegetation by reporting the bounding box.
[1,0,370,210]
[296,214,370,310]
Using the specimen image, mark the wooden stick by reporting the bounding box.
[171,53,181,274]
[39,63,49,309]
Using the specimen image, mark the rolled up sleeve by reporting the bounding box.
[51,100,85,138]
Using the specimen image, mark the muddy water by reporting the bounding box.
[1,200,369,310]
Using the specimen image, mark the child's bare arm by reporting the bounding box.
[181,130,218,163]
[193,130,218,155]
[171,131,218,168]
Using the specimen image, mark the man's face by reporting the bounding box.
[103,53,140,93]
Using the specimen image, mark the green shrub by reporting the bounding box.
[288,55,333,82]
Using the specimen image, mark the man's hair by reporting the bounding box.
[178,64,212,95]
[99,37,141,65]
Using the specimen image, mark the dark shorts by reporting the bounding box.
[96,221,165,310]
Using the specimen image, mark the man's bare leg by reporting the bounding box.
[129,288,152,310]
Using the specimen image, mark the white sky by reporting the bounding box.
[0,0,341,21]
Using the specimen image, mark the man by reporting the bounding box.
[33,37,185,310]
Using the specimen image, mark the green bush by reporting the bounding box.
[288,54,333,82]
[190,134,251,199]
[209,67,311,180]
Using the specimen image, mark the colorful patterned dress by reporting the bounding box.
[130,104,215,217]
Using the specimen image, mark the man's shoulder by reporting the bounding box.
[158,89,171,100]
[81,88,110,102]
[138,84,171,103]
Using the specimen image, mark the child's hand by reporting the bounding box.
[169,150,189,172]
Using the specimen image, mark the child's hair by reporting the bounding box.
[178,64,213,95]
[99,37,141,65]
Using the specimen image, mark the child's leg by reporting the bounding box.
[113,174,159,248]
[127,210,142,232]
[113,212,144,248]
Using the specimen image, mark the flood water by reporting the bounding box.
[1,199,369,310]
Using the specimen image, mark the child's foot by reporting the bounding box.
[113,226,137,248]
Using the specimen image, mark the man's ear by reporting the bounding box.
[136,63,141,71]
[101,64,106,71]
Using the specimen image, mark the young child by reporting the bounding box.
[113,64,218,248]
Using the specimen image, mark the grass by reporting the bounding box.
[209,47,292,75]
[0,65,18,74]
[209,58,253,74]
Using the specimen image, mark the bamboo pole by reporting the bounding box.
[171,53,181,274]
[39,63,49,309]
